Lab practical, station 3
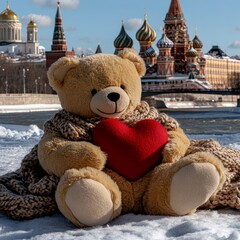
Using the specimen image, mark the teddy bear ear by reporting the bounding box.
[118,48,146,77]
[47,57,79,90]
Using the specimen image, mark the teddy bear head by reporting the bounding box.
[47,49,146,118]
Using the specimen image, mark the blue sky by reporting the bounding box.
[2,0,240,56]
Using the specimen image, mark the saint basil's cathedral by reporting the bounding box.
[114,0,205,80]
[112,0,240,90]
[0,0,239,93]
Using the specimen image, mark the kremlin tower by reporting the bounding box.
[46,1,74,68]
[164,0,190,73]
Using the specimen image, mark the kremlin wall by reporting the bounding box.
[0,0,240,97]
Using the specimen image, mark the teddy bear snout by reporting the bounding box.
[107,92,120,102]
[90,86,130,119]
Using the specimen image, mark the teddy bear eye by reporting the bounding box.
[91,89,97,96]
[120,84,125,90]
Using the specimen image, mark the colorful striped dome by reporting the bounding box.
[114,23,133,49]
[142,47,156,57]
[186,43,198,57]
[136,15,156,42]
[156,32,174,48]
[192,34,203,49]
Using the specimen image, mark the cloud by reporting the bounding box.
[31,0,80,9]
[125,18,143,31]
[75,47,94,56]
[76,47,83,54]
[22,14,52,27]
[229,41,240,49]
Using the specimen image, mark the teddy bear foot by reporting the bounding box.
[170,162,220,215]
[56,167,122,227]
[65,178,113,226]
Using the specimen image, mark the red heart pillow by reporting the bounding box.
[93,119,168,181]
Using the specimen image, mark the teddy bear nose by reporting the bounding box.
[107,92,120,102]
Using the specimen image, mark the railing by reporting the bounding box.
[142,89,240,97]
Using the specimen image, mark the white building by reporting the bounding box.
[0,3,43,55]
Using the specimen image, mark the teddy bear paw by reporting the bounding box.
[56,167,122,227]
[65,178,114,226]
[170,163,220,215]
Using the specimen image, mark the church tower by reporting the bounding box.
[26,18,39,54]
[27,18,37,43]
[192,33,206,78]
[46,1,74,68]
[186,42,199,75]
[164,0,189,73]
[136,14,157,65]
[156,30,174,78]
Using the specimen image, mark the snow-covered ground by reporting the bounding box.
[0,123,240,240]
[0,104,61,113]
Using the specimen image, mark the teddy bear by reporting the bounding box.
[0,49,239,227]
[37,48,232,227]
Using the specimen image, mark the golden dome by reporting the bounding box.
[0,6,19,21]
[186,42,198,58]
[28,18,37,28]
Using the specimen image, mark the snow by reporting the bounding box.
[0,123,240,239]
[0,124,240,239]
[0,104,61,113]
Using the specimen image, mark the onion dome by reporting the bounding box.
[136,15,156,42]
[114,21,133,49]
[186,43,198,57]
[28,18,37,28]
[157,32,174,48]
[142,47,156,57]
[192,34,203,49]
[0,3,19,21]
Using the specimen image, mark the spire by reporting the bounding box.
[7,1,10,9]
[46,0,74,68]
[195,27,198,36]
[95,44,102,54]
[144,12,147,20]
[52,0,66,48]
[167,0,183,16]
[56,1,62,19]
[164,0,189,73]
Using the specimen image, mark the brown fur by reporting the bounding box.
[38,49,226,227]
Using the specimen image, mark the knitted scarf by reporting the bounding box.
[187,139,240,210]
[0,101,239,220]
[0,101,178,219]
